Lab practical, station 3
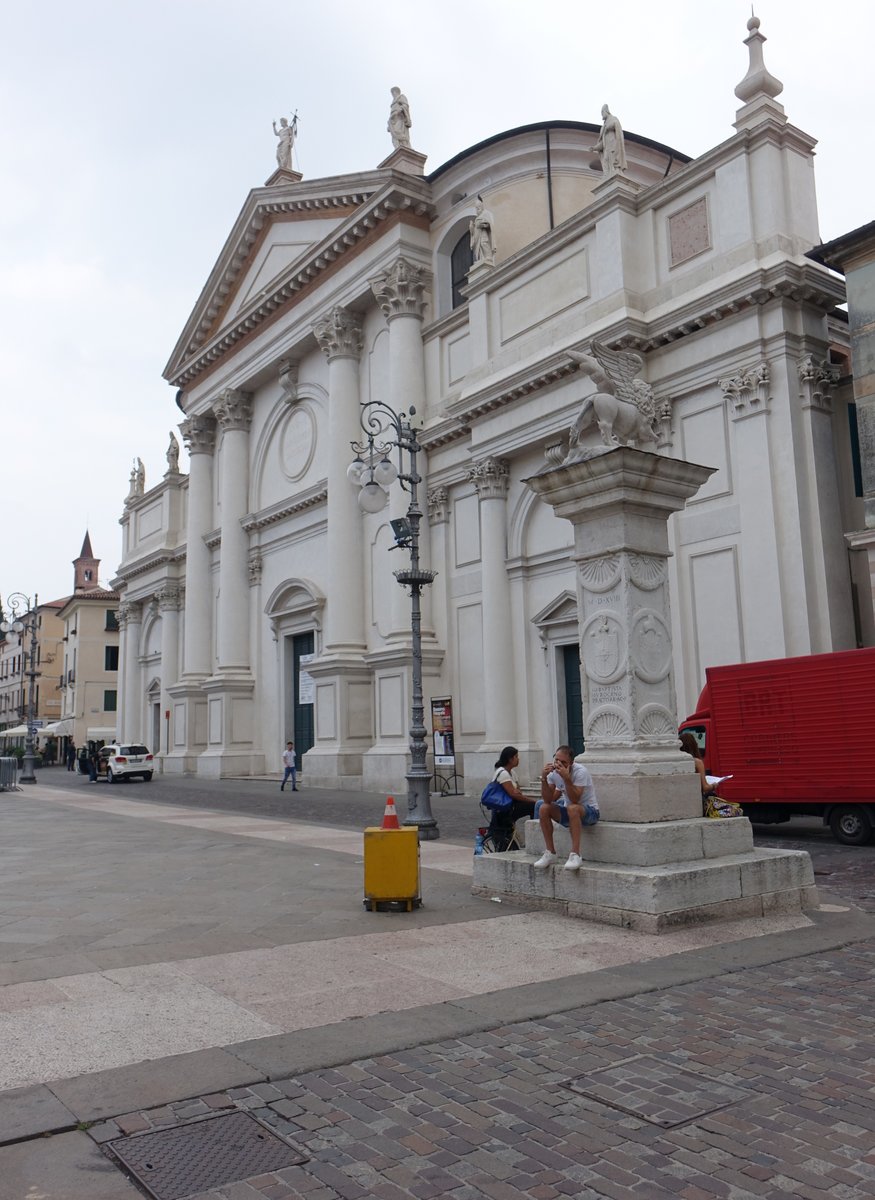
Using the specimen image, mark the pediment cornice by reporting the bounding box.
[166,173,434,390]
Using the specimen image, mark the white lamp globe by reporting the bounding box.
[373,457,398,487]
[347,458,365,486]
[358,481,389,513]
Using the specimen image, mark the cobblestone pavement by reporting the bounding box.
[95,940,875,1200]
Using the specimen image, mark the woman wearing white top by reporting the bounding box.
[487,746,535,850]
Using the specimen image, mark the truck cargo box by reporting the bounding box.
[680,647,875,844]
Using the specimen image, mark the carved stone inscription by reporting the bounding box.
[578,552,678,749]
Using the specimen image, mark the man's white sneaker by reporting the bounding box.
[564,853,583,871]
[533,851,558,869]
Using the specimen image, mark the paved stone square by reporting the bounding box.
[0,780,873,1199]
[87,941,875,1199]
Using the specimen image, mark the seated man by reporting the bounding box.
[534,745,600,871]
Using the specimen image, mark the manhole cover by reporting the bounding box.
[564,1055,751,1127]
[106,1110,307,1199]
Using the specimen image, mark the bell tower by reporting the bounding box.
[73,531,100,593]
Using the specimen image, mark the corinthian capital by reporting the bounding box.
[213,389,253,432]
[155,585,181,612]
[314,307,363,360]
[468,456,510,500]
[370,257,431,320]
[797,353,838,413]
[117,600,143,629]
[179,414,217,456]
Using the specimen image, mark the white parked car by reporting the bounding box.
[98,744,154,783]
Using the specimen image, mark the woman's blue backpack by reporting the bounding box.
[481,779,512,811]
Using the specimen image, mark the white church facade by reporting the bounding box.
[113,19,871,789]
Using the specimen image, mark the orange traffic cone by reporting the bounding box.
[381,796,401,830]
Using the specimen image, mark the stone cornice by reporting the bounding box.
[167,176,434,389]
[242,480,329,532]
[446,347,580,427]
[112,547,187,586]
[431,261,843,436]
[614,261,845,354]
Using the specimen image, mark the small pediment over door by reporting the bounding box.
[531,590,579,647]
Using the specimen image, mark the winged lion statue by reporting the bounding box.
[551,341,659,465]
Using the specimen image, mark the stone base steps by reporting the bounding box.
[472,820,818,933]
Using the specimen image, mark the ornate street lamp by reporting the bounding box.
[348,402,439,840]
[0,593,39,784]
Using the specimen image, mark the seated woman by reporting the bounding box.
[487,746,535,850]
[679,731,710,800]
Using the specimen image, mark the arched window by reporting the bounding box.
[450,232,474,310]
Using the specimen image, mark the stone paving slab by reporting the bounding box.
[0,1083,77,1144]
[46,1047,266,1124]
[0,1129,142,1199]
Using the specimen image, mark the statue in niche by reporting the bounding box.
[166,431,180,473]
[469,196,496,267]
[560,341,658,462]
[272,113,297,170]
[593,104,627,177]
[387,86,411,149]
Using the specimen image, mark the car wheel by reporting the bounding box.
[143,773,153,782]
[828,806,873,846]
[107,769,116,784]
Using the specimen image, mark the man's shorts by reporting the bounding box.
[535,800,600,826]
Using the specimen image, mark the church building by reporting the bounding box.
[113,18,869,789]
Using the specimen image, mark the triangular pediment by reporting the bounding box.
[221,216,345,330]
[531,590,578,628]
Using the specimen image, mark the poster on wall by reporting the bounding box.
[430,697,455,766]
[298,654,315,705]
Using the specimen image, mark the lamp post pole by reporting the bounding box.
[349,403,439,840]
[1,593,39,784]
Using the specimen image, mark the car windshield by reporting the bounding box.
[118,745,149,755]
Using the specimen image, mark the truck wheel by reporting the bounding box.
[829,806,874,846]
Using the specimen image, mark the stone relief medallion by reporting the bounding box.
[631,611,672,682]
[281,406,316,482]
[586,707,632,740]
[579,554,622,593]
[637,704,678,740]
[582,612,625,683]
[629,554,665,591]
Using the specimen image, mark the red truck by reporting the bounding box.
[679,647,875,845]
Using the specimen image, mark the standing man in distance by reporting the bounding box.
[281,740,298,792]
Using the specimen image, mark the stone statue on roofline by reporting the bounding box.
[127,456,146,501]
[548,341,658,465]
[272,113,298,170]
[166,431,180,474]
[469,195,496,268]
[593,104,627,178]
[387,86,412,149]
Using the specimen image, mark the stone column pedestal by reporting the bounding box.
[473,448,818,930]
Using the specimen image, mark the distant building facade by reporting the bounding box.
[57,534,120,747]
[114,20,870,787]
[0,599,65,736]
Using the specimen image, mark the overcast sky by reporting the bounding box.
[1,0,871,608]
